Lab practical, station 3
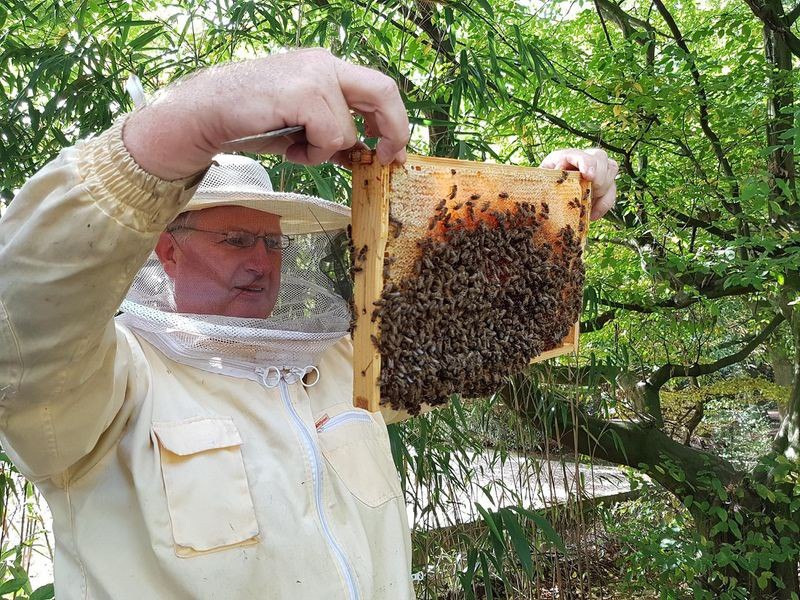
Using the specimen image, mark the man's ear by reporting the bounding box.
[155,232,179,278]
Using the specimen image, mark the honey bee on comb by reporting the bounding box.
[372,204,584,413]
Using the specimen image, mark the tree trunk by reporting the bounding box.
[762,4,799,230]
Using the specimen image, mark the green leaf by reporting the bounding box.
[0,573,28,595]
[30,583,55,600]
[306,167,334,201]
[757,571,771,590]
[479,553,493,600]
[512,506,566,553]
[128,26,165,50]
[499,508,533,576]
[710,521,728,538]
[728,520,742,539]
[475,503,504,551]
[475,0,494,19]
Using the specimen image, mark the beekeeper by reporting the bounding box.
[0,48,618,599]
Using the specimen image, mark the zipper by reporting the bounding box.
[258,368,360,600]
[317,411,372,433]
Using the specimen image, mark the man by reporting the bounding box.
[0,48,618,599]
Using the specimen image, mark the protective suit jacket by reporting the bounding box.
[0,119,415,599]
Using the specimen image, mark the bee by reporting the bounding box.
[388,215,404,238]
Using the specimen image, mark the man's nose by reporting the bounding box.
[243,241,278,274]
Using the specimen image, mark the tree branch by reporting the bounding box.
[594,0,661,40]
[499,380,742,496]
[658,204,736,241]
[649,313,785,388]
[598,282,757,314]
[531,105,629,156]
[787,2,800,25]
[581,310,617,333]
[652,0,742,217]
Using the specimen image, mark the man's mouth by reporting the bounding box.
[235,285,264,293]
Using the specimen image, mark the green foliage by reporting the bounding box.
[658,376,785,468]
[698,398,777,470]
[602,487,701,598]
[3,0,800,596]
[0,454,52,598]
[661,378,790,410]
[605,458,800,599]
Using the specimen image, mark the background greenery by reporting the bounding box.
[2,0,800,597]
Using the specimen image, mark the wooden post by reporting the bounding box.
[350,150,390,412]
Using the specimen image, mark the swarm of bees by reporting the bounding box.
[365,193,585,414]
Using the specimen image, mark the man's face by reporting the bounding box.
[155,206,283,318]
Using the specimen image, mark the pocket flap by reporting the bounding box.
[153,417,242,456]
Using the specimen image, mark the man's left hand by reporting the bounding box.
[540,148,619,221]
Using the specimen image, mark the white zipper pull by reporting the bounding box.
[256,366,282,388]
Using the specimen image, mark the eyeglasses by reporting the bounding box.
[167,226,292,251]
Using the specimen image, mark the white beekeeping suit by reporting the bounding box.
[0,121,414,600]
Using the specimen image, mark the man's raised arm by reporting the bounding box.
[0,49,410,480]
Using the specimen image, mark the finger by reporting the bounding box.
[392,147,407,164]
[362,112,407,164]
[590,182,616,221]
[286,97,352,165]
[608,158,620,180]
[329,140,371,169]
[335,61,409,164]
[585,148,610,192]
[541,150,598,179]
[362,112,379,138]
[540,149,577,170]
[321,91,359,150]
[590,154,609,196]
[220,131,304,156]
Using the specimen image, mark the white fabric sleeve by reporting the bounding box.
[0,117,200,480]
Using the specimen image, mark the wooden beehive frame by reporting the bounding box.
[350,151,590,412]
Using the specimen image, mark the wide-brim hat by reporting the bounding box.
[182,154,351,235]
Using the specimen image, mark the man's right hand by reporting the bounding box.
[123,48,410,180]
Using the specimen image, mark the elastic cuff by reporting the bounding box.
[77,116,205,234]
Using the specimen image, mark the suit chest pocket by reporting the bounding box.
[317,408,403,508]
[153,417,259,557]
